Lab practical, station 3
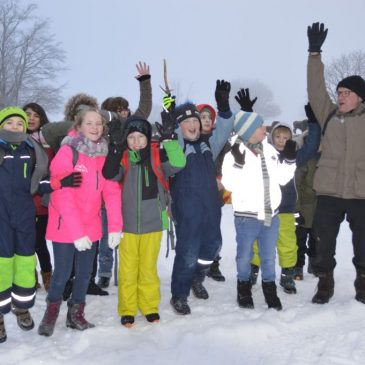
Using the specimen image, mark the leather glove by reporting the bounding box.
[235,88,257,112]
[307,22,328,53]
[215,80,231,112]
[281,140,297,161]
[60,172,82,188]
[304,103,318,124]
[108,232,122,249]
[155,110,177,141]
[74,236,92,251]
[162,94,176,113]
[231,141,246,168]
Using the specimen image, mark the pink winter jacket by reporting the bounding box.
[46,144,122,243]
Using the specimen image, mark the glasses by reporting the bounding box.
[117,108,129,113]
[337,90,352,97]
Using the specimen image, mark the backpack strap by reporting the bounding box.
[150,141,169,191]
[321,109,337,137]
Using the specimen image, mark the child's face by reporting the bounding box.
[272,130,291,151]
[77,111,103,142]
[127,131,148,151]
[200,111,213,134]
[1,116,25,133]
[180,117,201,141]
[247,125,267,144]
[25,108,41,132]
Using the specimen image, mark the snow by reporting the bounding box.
[1,206,364,365]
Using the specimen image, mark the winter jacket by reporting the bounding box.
[308,54,365,199]
[222,138,296,220]
[46,143,122,243]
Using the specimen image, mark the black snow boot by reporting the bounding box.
[38,301,61,337]
[87,280,108,296]
[262,281,282,310]
[293,266,304,281]
[354,270,365,304]
[280,267,297,294]
[191,279,209,300]
[250,264,260,285]
[170,297,191,315]
[312,272,334,304]
[0,314,6,343]
[66,302,95,330]
[121,316,135,328]
[237,280,254,309]
[97,276,110,289]
[11,305,34,331]
[207,260,225,282]
[145,313,160,323]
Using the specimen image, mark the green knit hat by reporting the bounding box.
[0,107,29,131]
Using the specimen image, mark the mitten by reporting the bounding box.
[74,236,92,251]
[108,232,122,249]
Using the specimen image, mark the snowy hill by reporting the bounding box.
[1,205,364,365]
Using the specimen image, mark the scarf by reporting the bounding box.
[0,129,28,144]
[61,133,108,157]
[245,141,272,226]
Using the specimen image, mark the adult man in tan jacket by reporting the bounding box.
[307,22,365,305]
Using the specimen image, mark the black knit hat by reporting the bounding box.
[337,75,365,101]
[174,103,201,124]
[124,116,151,140]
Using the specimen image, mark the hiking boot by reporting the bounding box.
[237,280,254,309]
[250,264,260,285]
[63,278,73,301]
[66,303,95,330]
[87,280,108,296]
[262,281,282,310]
[191,280,209,299]
[145,313,160,323]
[170,297,191,315]
[207,260,225,282]
[280,267,297,294]
[11,305,34,331]
[41,271,52,292]
[312,272,334,304]
[97,277,110,289]
[293,267,304,281]
[121,316,135,328]
[38,301,61,337]
[0,314,6,343]
[354,270,365,304]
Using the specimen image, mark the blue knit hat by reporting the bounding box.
[234,111,264,142]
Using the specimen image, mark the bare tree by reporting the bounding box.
[325,50,365,101]
[0,0,66,112]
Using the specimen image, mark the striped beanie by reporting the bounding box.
[233,111,264,142]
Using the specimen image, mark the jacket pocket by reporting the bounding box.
[313,158,338,194]
[354,161,365,197]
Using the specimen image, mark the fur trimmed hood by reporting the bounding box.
[64,93,99,121]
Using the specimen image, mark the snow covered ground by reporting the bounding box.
[1,205,364,365]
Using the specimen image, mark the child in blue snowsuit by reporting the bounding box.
[170,80,234,315]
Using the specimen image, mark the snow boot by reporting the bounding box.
[262,281,282,310]
[97,276,110,289]
[250,264,260,285]
[354,270,365,304]
[87,280,108,296]
[191,279,209,299]
[312,272,334,304]
[11,305,34,331]
[41,271,52,292]
[66,302,95,330]
[0,314,6,343]
[170,297,191,315]
[280,267,297,294]
[293,267,304,281]
[38,300,61,337]
[63,278,73,301]
[237,280,254,309]
[121,316,135,328]
[207,260,225,282]
[145,313,160,323]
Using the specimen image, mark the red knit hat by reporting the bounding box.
[197,104,216,124]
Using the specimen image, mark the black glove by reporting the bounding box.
[107,119,126,152]
[281,140,297,161]
[215,80,231,112]
[307,22,328,53]
[295,212,305,226]
[304,103,318,124]
[235,88,257,112]
[155,110,177,141]
[60,172,82,188]
[231,142,246,168]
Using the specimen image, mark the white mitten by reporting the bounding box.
[108,232,122,249]
[74,236,92,251]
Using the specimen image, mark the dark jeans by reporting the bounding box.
[35,215,52,272]
[295,226,316,267]
[47,242,97,304]
[312,196,365,273]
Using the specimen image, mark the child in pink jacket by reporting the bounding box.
[38,106,122,337]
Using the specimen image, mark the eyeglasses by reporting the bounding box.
[117,108,129,113]
[337,90,352,97]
